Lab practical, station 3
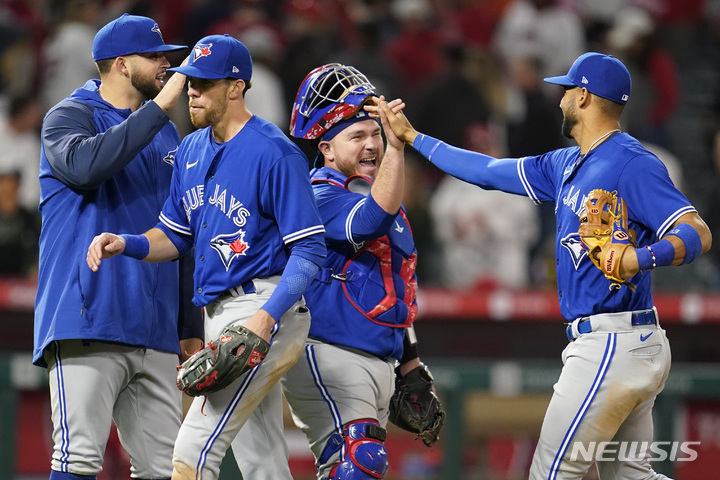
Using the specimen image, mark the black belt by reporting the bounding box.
[566,309,657,341]
[218,279,256,299]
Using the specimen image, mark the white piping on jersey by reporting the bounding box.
[345,198,366,250]
[160,212,192,236]
[284,224,325,244]
[658,206,697,239]
[517,157,541,205]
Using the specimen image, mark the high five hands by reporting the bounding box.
[364,97,419,146]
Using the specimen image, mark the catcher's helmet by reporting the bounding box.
[289,63,376,140]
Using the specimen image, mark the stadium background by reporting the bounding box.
[2,0,720,479]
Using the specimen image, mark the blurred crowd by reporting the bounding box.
[2,0,720,292]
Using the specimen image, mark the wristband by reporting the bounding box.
[636,245,655,271]
[667,223,702,265]
[640,239,675,270]
[120,234,150,260]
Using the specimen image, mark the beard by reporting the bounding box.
[131,71,162,100]
[561,102,578,139]
[190,96,228,129]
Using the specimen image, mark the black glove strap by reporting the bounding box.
[400,327,419,364]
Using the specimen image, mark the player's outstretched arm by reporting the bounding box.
[87,227,180,271]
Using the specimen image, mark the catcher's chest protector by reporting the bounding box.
[340,232,418,327]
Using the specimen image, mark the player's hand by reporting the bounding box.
[373,100,418,146]
[365,96,405,118]
[244,309,276,345]
[154,55,189,112]
[621,245,641,280]
[87,232,126,271]
[590,243,640,282]
[376,97,404,152]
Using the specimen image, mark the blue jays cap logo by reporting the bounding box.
[193,43,213,61]
[151,24,163,39]
[211,229,250,271]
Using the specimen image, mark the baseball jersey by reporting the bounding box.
[413,132,695,320]
[303,167,417,360]
[157,115,325,307]
[34,79,184,366]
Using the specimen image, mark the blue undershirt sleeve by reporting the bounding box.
[413,133,526,194]
[350,193,397,241]
[261,232,326,321]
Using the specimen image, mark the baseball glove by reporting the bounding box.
[578,189,637,291]
[176,324,270,396]
[389,364,445,447]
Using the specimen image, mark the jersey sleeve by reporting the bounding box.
[619,153,696,239]
[261,152,326,245]
[516,151,568,204]
[41,100,171,189]
[313,185,396,247]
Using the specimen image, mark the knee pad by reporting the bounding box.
[323,420,389,480]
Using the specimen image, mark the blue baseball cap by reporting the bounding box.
[544,52,632,104]
[92,14,186,61]
[168,34,252,80]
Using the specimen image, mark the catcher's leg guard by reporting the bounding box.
[321,420,389,480]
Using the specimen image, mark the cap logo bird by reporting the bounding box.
[193,43,213,61]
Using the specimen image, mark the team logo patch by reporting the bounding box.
[210,228,250,271]
[163,146,178,166]
[193,43,212,61]
[561,233,587,270]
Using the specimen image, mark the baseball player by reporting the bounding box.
[373,52,712,479]
[230,63,444,480]
[86,34,327,480]
[33,14,202,480]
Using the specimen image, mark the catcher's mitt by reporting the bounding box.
[389,364,445,447]
[578,189,637,291]
[176,324,270,396]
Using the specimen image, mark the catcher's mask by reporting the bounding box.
[289,63,377,141]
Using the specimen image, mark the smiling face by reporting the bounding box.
[319,119,384,179]
[126,52,171,100]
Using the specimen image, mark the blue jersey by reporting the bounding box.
[34,80,184,366]
[304,167,417,360]
[414,132,695,320]
[157,115,325,307]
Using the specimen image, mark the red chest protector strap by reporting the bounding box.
[314,173,418,328]
[341,209,418,328]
